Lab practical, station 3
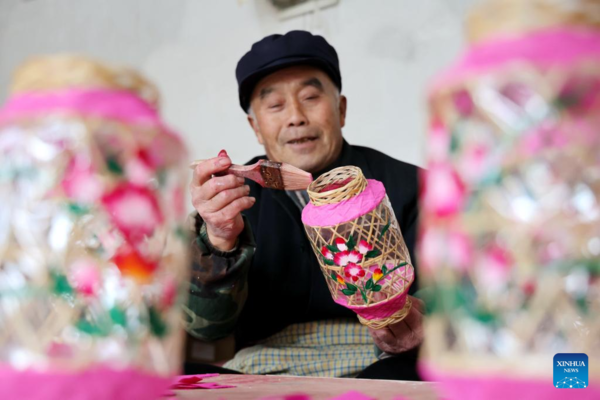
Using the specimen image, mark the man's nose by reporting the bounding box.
[286,99,308,127]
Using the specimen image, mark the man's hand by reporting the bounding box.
[190,151,256,251]
[369,296,425,354]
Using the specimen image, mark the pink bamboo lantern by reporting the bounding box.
[302,166,414,329]
[0,55,189,400]
[419,1,600,398]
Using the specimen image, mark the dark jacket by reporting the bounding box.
[234,141,421,349]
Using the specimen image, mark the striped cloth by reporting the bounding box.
[223,318,378,377]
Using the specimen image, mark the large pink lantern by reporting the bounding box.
[0,56,189,399]
[419,1,600,399]
[303,166,414,329]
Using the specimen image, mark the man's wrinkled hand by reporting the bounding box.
[190,151,255,251]
[368,296,425,354]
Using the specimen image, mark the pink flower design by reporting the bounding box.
[487,244,512,266]
[102,183,163,244]
[457,143,491,184]
[347,250,362,263]
[421,162,467,218]
[477,243,514,289]
[485,243,513,276]
[125,157,155,186]
[334,250,362,266]
[69,258,101,297]
[419,225,473,273]
[334,251,348,266]
[321,246,334,260]
[519,122,568,157]
[335,237,347,251]
[428,120,451,162]
[522,281,536,297]
[358,240,373,255]
[344,263,366,282]
[137,147,160,169]
[452,89,474,117]
[160,277,177,310]
[62,154,104,203]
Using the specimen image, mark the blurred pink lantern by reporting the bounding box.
[0,55,189,400]
[419,1,600,398]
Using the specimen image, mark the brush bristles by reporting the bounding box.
[280,163,313,190]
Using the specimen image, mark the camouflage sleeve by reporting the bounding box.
[182,212,256,341]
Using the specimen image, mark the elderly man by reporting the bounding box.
[186,30,423,380]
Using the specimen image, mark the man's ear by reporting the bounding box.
[338,95,347,128]
[247,112,264,145]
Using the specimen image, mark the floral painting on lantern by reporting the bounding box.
[319,221,408,304]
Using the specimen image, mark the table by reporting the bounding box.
[173,374,439,400]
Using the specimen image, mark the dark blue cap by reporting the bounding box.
[236,30,342,113]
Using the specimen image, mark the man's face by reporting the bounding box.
[247,65,346,173]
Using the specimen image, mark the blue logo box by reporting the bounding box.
[554,353,588,389]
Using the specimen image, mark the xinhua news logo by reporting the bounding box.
[554,353,588,389]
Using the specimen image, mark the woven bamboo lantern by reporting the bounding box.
[0,55,189,399]
[302,166,414,329]
[419,0,600,398]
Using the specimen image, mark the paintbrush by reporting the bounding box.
[189,159,313,190]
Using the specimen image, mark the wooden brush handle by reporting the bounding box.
[189,159,265,185]
[189,159,254,174]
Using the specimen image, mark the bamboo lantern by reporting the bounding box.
[302,166,414,329]
[419,0,600,398]
[0,55,189,399]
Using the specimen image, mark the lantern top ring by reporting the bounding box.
[307,166,367,206]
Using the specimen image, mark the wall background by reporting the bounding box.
[0,0,480,171]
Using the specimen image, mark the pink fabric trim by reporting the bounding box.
[302,180,386,227]
[0,88,165,128]
[430,27,600,92]
[419,362,600,400]
[0,365,173,400]
[335,281,412,320]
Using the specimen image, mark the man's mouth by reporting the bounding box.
[288,137,318,145]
